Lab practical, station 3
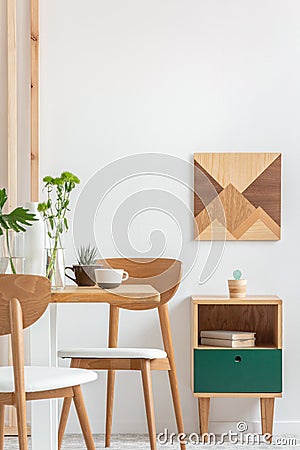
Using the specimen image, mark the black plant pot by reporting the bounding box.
[65,264,101,286]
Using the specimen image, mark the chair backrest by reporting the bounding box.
[0,275,51,336]
[97,258,182,306]
[0,275,51,401]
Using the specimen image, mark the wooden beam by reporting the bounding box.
[7,0,18,434]
[7,0,17,210]
[31,0,39,202]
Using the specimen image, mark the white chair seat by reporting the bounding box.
[58,348,167,360]
[0,366,97,393]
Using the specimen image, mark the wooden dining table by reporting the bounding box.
[30,285,160,450]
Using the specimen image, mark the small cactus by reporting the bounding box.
[233,269,242,280]
[77,244,98,266]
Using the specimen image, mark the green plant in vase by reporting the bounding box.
[0,188,37,273]
[38,172,80,288]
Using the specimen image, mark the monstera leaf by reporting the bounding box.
[0,188,37,236]
[0,188,8,211]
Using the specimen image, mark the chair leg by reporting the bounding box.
[141,360,157,450]
[0,405,5,450]
[73,386,96,450]
[158,304,186,450]
[105,370,116,447]
[58,397,72,450]
[15,398,28,450]
[58,359,81,449]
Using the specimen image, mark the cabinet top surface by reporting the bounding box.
[191,295,282,304]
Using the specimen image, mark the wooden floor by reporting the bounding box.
[3,434,300,449]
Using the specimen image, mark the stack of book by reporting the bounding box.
[200,330,256,348]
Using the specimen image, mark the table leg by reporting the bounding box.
[158,304,186,450]
[30,304,58,450]
[50,304,59,447]
[105,305,119,447]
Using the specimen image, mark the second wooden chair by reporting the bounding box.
[58,258,186,450]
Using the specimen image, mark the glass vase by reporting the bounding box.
[0,257,9,274]
[46,247,65,289]
[1,231,25,274]
[6,257,25,274]
[0,236,8,273]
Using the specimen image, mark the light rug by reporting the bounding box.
[3,434,300,449]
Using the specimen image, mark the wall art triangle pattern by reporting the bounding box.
[194,153,281,241]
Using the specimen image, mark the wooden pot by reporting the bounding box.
[228,279,247,298]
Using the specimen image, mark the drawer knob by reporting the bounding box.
[235,355,242,363]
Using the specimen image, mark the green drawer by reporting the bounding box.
[194,349,282,393]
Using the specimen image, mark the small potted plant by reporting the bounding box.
[65,244,101,286]
[228,269,247,298]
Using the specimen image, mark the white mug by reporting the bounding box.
[95,268,129,289]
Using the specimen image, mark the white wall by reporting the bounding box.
[1,0,300,435]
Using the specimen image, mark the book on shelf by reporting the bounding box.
[200,330,256,340]
[200,337,256,348]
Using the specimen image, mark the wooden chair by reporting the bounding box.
[0,274,97,450]
[58,258,186,450]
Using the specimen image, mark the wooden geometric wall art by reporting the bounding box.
[194,153,281,241]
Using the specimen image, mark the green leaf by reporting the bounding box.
[2,208,37,233]
[0,189,8,210]
[53,177,64,186]
[49,217,54,230]
[0,216,9,230]
[61,172,80,184]
[38,202,47,212]
[43,176,54,184]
